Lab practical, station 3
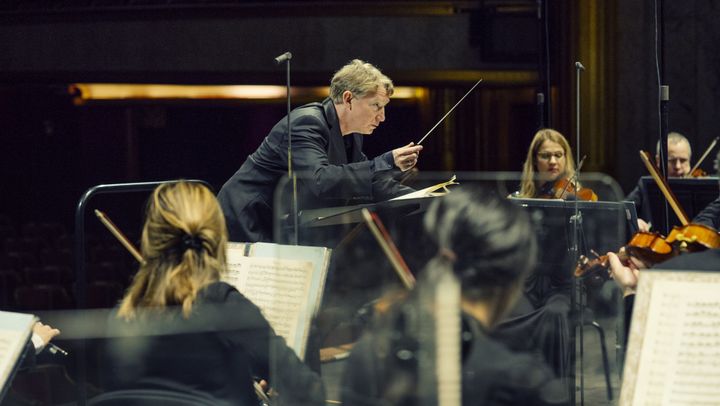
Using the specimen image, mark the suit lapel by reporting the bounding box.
[322,98,347,165]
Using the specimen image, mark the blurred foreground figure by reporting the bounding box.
[101,181,324,406]
[341,187,568,406]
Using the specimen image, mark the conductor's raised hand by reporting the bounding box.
[393,142,423,172]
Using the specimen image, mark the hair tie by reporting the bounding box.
[438,247,457,263]
[181,234,203,253]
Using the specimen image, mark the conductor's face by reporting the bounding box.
[341,89,389,135]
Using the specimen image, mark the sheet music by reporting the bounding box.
[390,175,458,201]
[622,271,720,406]
[0,311,35,394]
[223,254,315,358]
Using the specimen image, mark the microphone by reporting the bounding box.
[274,52,292,65]
[575,61,585,71]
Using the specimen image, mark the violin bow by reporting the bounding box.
[94,209,145,264]
[685,136,719,178]
[361,208,416,289]
[639,151,690,225]
[416,79,483,145]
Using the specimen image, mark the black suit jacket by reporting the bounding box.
[625,180,652,222]
[692,197,720,230]
[218,97,413,242]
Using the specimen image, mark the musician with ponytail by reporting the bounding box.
[103,181,324,406]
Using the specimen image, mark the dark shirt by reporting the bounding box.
[342,309,568,406]
[692,197,720,230]
[655,247,720,270]
[217,97,413,242]
[103,281,325,406]
[625,180,651,222]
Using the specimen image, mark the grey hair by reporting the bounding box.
[329,59,394,103]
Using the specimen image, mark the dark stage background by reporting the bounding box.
[0,0,718,231]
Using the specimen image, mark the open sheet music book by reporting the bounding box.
[390,175,459,201]
[223,242,332,360]
[620,270,720,405]
[0,311,35,402]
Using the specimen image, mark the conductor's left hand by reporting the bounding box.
[393,142,423,172]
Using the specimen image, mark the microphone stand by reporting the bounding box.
[654,0,670,234]
[275,51,297,245]
[536,0,551,128]
[659,85,670,234]
[573,60,586,406]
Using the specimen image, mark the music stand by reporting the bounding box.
[510,198,635,256]
[639,176,719,231]
[298,196,436,229]
[508,198,633,402]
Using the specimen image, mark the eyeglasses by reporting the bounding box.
[536,151,565,161]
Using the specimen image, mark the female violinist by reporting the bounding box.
[503,129,594,385]
[100,181,325,405]
[515,129,597,201]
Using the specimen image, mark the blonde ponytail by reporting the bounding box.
[118,182,228,320]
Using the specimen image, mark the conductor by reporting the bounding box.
[218,59,422,242]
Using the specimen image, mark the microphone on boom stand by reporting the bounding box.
[274,51,297,245]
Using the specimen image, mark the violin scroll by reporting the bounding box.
[575,252,612,287]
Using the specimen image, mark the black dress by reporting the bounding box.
[102,281,325,406]
[341,308,568,406]
[502,188,574,383]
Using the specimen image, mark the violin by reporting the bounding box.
[575,231,677,285]
[575,151,720,285]
[687,168,708,178]
[537,155,598,201]
[542,177,598,201]
[666,223,720,252]
[575,224,720,285]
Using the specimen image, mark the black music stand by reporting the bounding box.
[298,196,435,229]
[639,176,719,232]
